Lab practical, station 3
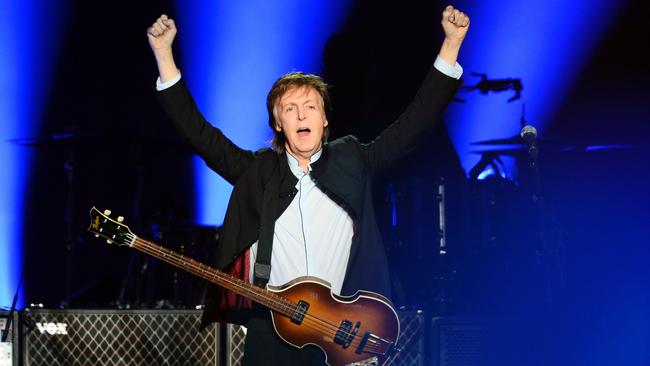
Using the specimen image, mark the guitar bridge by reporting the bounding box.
[356,332,398,357]
[291,300,309,324]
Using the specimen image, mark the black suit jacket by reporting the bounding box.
[156,66,461,327]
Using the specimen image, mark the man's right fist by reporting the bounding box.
[147,14,177,52]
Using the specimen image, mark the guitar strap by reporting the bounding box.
[254,155,280,287]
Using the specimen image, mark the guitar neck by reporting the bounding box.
[131,236,293,316]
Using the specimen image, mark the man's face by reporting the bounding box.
[274,86,328,160]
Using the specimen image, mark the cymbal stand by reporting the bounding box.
[62,150,75,308]
[430,177,459,315]
[116,140,146,308]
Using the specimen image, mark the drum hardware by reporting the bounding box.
[11,129,196,308]
[458,72,523,102]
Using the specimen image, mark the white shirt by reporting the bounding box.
[249,150,355,295]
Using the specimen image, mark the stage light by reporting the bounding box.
[0,1,67,308]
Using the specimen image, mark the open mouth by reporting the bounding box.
[297,127,311,137]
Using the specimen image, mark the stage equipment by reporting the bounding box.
[469,105,568,178]
[430,317,519,366]
[384,310,426,366]
[383,177,461,313]
[9,131,194,155]
[12,130,195,308]
[18,307,426,366]
[19,309,218,366]
[470,136,567,148]
[460,73,523,102]
[223,323,246,366]
[0,311,18,366]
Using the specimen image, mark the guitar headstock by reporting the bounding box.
[88,207,136,246]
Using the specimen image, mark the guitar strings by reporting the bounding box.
[132,236,392,353]
[132,237,294,311]
[133,237,388,354]
[93,210,391,354]
[132,236,390,354]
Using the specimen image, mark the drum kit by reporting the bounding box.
[385,73,647,313]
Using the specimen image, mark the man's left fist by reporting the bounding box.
[442,5,470,42]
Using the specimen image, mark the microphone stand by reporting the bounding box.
[520,125,559,308]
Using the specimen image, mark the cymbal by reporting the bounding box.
[580,144,647,152]
[471,144,645,156]
[470,148,531,157]
[9,131,195,155]
[470,134,568,147]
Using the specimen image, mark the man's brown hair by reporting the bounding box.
[266,72,331,153]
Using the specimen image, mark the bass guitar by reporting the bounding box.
[88,207,400,366]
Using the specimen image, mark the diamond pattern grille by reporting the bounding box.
[225,324,246,366]
[22,310,218,366]
[385,311,425,366]
[20,309,423,365]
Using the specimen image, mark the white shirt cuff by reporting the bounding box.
[434,55,463,80]
[156,72,182,91]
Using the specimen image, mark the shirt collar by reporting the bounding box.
[286,149,322,178]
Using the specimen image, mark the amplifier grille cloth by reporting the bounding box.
[22,309,424,366]
[385,311,425,366]
[225,324,246,366]
[22,310,217,366]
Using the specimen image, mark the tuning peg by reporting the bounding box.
[107,240,112,244]
[103,209,112,216]
[95,234,100,238]
[117,216,124,222]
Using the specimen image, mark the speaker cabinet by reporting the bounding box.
[20,309,219,366]
[0,311,19,366]
[223,324,246,366]
[384,310,426,366]
[17,309,431,365]
[430,317,519,366]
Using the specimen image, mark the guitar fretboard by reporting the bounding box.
[132,236,296,317]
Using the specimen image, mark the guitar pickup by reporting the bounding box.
[291,300,309,324]
[335,320,360,349]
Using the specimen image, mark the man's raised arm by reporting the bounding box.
[365,5,469,173]
[147,14,180,84]
[438,5,470,67]
[146,14,255,184]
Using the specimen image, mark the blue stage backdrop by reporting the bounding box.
[0,0,67,308]
[176,0,351,225]
[445,0,623,179]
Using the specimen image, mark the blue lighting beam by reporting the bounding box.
[445,0,624,179]
[176,0,351,225]
[0,0,67,307]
